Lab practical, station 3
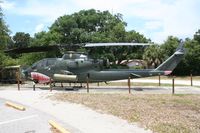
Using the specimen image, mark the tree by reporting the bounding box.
[162,32,200,75]
[161,36,180,57]
[18,53,45,66]
[174,38,200,75]
[143,45,164,68]
[0,3,16,67]
[0,4,11,50]
[12,32,31,48]
[125,30,150,43]
[48,9,149,65]
[194,29,200,43]
[31,31,61,46]
[13,9,149,66]
[0,51,6,67]
[49,9,128,44]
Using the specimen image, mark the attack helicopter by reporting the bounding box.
[5,42,185,85]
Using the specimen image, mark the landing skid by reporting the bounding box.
[64,86,86,91]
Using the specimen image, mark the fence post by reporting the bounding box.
[86,74,89,93]
[80,83,83,87]
[158,73,161,86]
[33,82,35,91]
[50,79,52,92]
[172,76,175,94]
[190,73,193,86]
[128,76,131,94]
[16,71,20,91]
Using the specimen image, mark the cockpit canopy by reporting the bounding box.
[31,58,57,69]
[62,53,88,60]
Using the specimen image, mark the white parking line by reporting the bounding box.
[0,115,38,125]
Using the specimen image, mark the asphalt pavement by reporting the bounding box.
[0,98,53,133]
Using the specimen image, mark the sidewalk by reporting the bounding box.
[112,78,200,86]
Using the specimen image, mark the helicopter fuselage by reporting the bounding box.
[23,41,185,84]
[23,53,169,84]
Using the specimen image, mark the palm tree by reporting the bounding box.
[143,45,164,68]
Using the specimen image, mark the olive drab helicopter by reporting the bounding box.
[5,42,185,85]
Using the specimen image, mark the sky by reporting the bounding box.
[0,0,200,43]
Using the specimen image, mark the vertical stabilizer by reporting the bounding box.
[155,41,185,72]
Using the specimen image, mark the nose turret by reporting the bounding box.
[21,67,32,79]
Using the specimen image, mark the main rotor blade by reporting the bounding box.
[4,44,82,54]
[4,45,59,54]
[84,43,152,47]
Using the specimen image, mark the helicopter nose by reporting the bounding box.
[21,69,27,79]
[21,68,31,79]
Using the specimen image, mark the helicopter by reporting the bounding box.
[5,42,185,85]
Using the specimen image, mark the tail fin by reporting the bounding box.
[155,41,185,72]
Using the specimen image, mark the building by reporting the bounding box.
[120,59,147,69]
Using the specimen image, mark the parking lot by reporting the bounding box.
[0,98,52,133]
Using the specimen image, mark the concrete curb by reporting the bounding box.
[49,120,70,133]
[5,101,26,111]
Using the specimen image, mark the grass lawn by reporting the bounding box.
[50,93,200,133]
